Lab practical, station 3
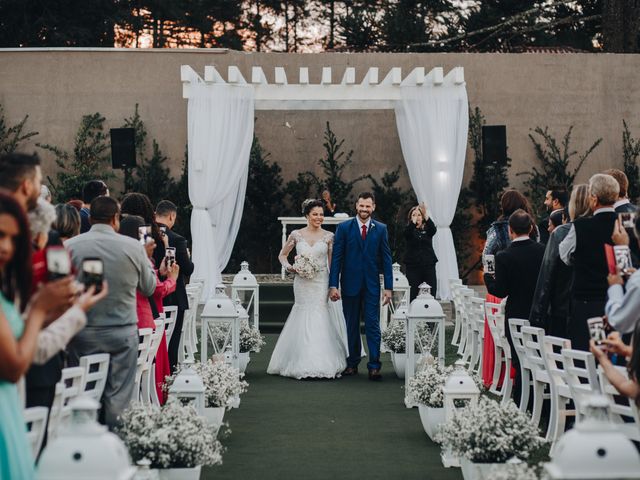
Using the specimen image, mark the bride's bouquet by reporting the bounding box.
[292,253,320,280]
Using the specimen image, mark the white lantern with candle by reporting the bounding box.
[231,261,260,331]
[201,284,240,370]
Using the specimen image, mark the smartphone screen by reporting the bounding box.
[138,225,151,245]
[82,258,104,293]
[46,247,71,280]
[165,247,176,266]
[619,212,634,229]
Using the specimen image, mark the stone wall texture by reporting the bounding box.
[1,49,639,199]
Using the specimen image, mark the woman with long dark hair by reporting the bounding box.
[119,215,178,403]
[121,192,166,267]
[0,192,74,478]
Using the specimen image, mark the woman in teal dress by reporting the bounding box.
[0,191,71,479]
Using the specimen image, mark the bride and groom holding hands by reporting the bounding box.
[267,192,393,381]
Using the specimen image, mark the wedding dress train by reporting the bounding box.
[267,231,348,379]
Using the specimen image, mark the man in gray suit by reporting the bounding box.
[65,196,156,428]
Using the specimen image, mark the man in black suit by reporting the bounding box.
[485,209,545,404]
[155,200,195,372]
[538,186,568,245]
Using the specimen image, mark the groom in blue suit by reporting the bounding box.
[329,192,393,380]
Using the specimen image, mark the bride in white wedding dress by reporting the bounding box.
[267,199,348,379]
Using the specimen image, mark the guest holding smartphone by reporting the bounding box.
[403,203,438,300]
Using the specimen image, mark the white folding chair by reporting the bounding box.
[163,305,179,345]
[468,297,485,374]
[23,406,48,459]
[541,335,575,449]
[458,287,474,361]
[485,302,510,397]
[48,366,85,439]
[133,328,153,402]
[599,366,640,442]
[509,318,533,411]
[521,326,552,433]
[79,353,110,402]
[562,349,601,421]
[449,279,464,346]
[143,319,165,406]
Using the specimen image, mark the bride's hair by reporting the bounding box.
[301,198,323,216]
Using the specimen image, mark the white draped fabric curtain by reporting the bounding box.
[394,82,468,300]
[187,82,254,298]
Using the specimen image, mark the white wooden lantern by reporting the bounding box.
[440,360,481,468]
[38,396,136,480]
[545,395,640,479]
[380,263,411,341]
[405,283,446,407]
[201,284,240,370]
[168,360,206,416]
[231,261,260,331]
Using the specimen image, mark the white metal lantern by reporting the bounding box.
[201,284,240,370]
[545,395,640,479]
[380,263,411,342]
[405,282,446,407]
[440,360,481,468]
[231,261,260,331]
[38,396,136,480]
[168,360,206,416]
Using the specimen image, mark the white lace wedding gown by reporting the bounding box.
[267,230,348,379]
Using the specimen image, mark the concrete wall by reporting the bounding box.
[1,49,639,201]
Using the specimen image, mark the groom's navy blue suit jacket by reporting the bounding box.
[329,218,394,296]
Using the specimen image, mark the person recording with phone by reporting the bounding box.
[403,203,438,300]
[0,190,82,478]
[155,200,194,372]
[120,215,179,403]
[65,196,156,429]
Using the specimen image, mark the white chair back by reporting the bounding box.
[457,287,474,360]
[508,318,532,411]
[142,319,164,406]
[48,366,85,439]
[79,353,110,402]
[449,279,464,346]
[133,328,153,402]
[469,297,485,373]
[598,366,640,442]
[561,349,601,420]
[163,305,179,344]
[485,303,509,397]
[23,406,48,459]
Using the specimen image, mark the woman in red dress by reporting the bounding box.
[120,215,179,404]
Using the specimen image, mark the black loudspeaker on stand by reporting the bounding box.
[481,125,507,163]
[110,128,136,169]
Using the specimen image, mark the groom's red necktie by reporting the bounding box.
[361,224,367,241]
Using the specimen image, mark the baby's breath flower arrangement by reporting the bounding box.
[438,397,543,463]
[381,320,434,354]
[165,359,248,409]
[240,321,265,353]
[488,461,540,480]
[209,321,265,353]
[407,363,452,408]
[117,399,223,469]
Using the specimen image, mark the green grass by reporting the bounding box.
[202,328,462,480]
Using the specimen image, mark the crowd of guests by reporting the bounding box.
[0,152,194,478]
[482,170,640,408]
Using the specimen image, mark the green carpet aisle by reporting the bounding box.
[203,334,462,480]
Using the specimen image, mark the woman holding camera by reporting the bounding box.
[403,203,438,300]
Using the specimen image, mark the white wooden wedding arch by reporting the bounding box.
[181,63,468,301]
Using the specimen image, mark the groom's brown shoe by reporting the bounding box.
[368,368,382,381]
[342,367,358,376]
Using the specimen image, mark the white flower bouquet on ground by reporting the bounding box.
[381,320,434,354]
[408,363,452,408]
[117,399,223,469]
[165,359,248,409]
[240,320,266,353]
[292,253,320,279]
[438,397,544,464]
